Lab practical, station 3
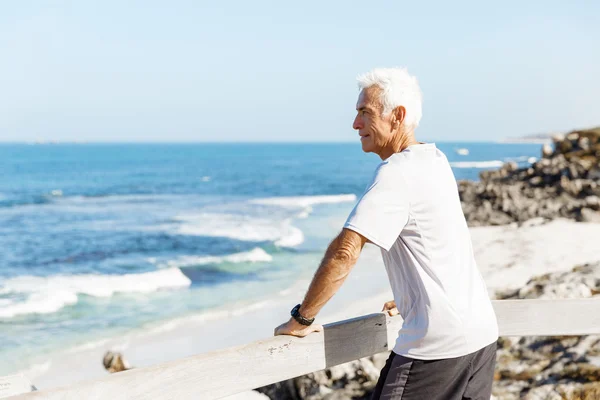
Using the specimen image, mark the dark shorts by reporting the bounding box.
[370,342,497,400]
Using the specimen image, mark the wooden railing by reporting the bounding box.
[6,299,600,399]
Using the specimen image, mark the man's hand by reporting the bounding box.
[274,318,323,338]
[382,300,399,316]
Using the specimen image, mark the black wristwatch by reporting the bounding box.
[290,304,315,326]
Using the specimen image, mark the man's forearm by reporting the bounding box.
[298,229,366,319]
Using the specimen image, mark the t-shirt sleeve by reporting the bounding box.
[344,162,409,251]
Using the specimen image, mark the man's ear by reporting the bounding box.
[393,106,406,127]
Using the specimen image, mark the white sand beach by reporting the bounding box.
[20,219,600,392]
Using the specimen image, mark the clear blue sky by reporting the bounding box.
[1,1,599,142]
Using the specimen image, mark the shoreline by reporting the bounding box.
[14,219,600,392]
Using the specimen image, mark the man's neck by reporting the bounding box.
[379,131,419,160]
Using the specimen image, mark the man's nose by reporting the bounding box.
[353,115,361,130]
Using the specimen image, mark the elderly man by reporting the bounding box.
[275,67,498,400]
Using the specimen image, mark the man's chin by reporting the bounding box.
[361,141,374,153]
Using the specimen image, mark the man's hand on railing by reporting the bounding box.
[382,300,399,316]
[274,317,323,338]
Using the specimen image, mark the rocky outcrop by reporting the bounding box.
[459,127,600,226]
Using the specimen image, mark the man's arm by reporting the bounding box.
[298,228,368,319]
[274,228,368,337]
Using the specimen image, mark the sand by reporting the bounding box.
[16,219,600,392]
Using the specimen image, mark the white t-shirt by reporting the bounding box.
[344,143,498,359]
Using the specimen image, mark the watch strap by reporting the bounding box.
[291,304,315,326]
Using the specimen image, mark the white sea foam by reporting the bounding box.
[0,268,191,318]
[249,194,356,224]
[54,194,189,206]
[173,213,305,247]
[154,248,273,269]
[249,194,356,208]
[297,207,312,219]
[0,290,78,318]
[274,225,305,247]
[159,195,356,247]
[450,160,504,169]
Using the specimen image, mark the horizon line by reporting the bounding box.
[0,139,528,145]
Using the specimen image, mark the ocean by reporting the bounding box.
[0,142,541,376]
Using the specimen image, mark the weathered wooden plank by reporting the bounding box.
[493,299,600,336]
[9,299,600,400]
[323,313,389,367]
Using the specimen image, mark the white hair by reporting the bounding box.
[357,67,423,129]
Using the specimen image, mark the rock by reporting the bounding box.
[358,358,381,383]
[256,380,298,400]
[579,208,600,223]
[328,362,358,381]
[570,382,600,399]
[542,143,554,158]
[585,196,600,210]
[505,161,518,172]
[559,139,574,154]
[489,211,514,226]
[561,363,600,381]
[371,352,390,370]
[521,217,548,228]
[102,351,130,373]
[523,384,574,400]
[530,176,543,186]
[589,167,600,181]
